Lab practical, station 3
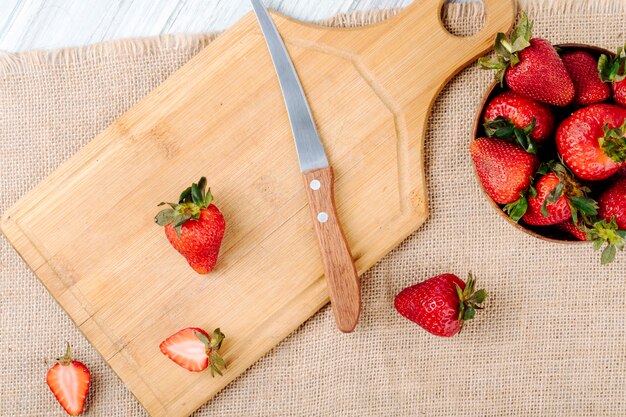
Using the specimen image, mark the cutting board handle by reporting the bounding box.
[357,0,518,106]
[275,0,516,107]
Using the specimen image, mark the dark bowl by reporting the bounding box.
[472,44,614,244]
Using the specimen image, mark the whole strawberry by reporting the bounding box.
[46,343,91,416]
[155,177,225,274]
[598,177,626,230]
[479,14,574,106]
[556,219,588,241]
[522,164,598,226]
[483,91,555,153]
[160,327,226,376]
[394,273,487,337]
[523,173,572,226]
[562,50,611,105]
[598,45,626,107]
[556,104,626,181]
[470,137,539,220]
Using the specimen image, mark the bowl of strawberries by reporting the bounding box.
[472,14,626,264]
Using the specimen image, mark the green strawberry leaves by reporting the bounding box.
[194,328,227,377]
[586,217,626,265]
[541,181,564,217]
[154,177,214,238]
[179,187,192,204]
[598,45,626,83]
[503,194,528,223]
[155,208,176,226]
[478,12,533,85]
[534,161,625,265]
[568,195,598,225]
[456,273,487,327]
[484,116,538,154]
[600,121,626,164]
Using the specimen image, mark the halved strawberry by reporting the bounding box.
[160,327,226,376]
[46,343,91,416]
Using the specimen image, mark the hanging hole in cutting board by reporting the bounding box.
[440,1,485,37]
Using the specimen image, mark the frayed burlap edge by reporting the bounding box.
[2,1,625,74]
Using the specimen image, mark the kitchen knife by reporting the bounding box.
[250,0,361,333]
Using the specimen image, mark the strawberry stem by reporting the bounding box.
[456,273,487,328]
[598,45,626,83]
[194,329,227,377]
[600,121,626,164]
[155,177,214,237]
[585,217,626,265]
[56,342,73,366]
[483,116,538,154]
[478,13,533,84]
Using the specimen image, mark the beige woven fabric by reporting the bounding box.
[2,1,626,416]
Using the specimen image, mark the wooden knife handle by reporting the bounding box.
[302,167,361,333]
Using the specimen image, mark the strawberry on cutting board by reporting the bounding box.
[562,50,611,105]
[160,327,226,376]
[394,273,487,337]
[479,13,574,106]
[598,45,626,107]
[470,137,539,221]
[483,91,555,152]
[155,177,226,274]
[46,343,91,416]
[556,104,626,181]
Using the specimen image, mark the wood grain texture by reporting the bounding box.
[0,1,515,416]
[303,167,361,332]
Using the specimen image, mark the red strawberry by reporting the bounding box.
[556,104,626,181]
[479,14,574,106]
[523,163,598,226]
[483,91,555,152]
[598,45,626,107]
[46,343,90,416]
[557,219,588,241]
[506,38,574,106]
[394,273,487,337]
[614,80,626,107]
[470,138,539,205]
[598,177,626,230]
[155,177,226,274]
[523,173,572,225]
[561,50,611,105]
[160,327,226,375]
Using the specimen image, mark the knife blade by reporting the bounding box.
[250,0,361,332]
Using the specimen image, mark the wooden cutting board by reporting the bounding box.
[1,1,515,416]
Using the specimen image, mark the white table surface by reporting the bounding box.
[0,0,470,53]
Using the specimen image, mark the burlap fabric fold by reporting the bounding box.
[2,1,626,416]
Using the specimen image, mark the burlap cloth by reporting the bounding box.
[2,1,626,416]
